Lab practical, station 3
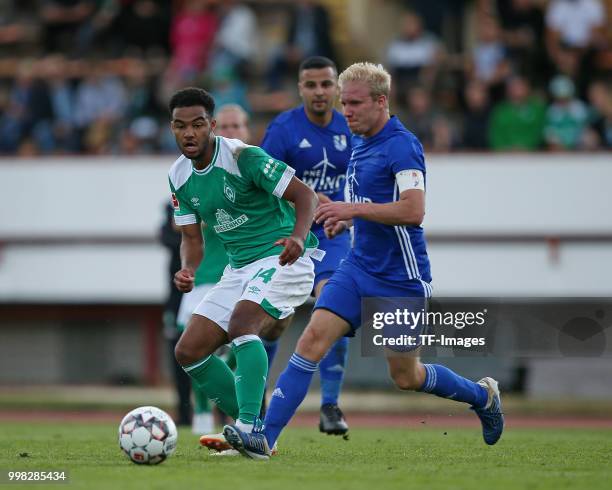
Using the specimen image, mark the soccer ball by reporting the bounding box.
[118,406,178,465]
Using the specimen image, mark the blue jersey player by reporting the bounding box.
[260,56,352,435]
[223,62,504,460]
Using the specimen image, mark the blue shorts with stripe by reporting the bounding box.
[313,230,351,288]
[314,254,432,336]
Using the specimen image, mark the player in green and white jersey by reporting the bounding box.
[169,87,321,445]
[176,104,253,436]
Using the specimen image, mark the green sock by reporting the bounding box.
[183,355,238,420]
[225,349,237,371]
[191,379,211,414]
[232,338,268,425]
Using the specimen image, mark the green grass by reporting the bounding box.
[1,422,611,490]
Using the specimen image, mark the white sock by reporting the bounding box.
[236,420,254,433]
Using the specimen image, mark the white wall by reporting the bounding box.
[1,154,611,301]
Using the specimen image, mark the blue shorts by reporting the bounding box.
[314,255,432,336]
[313,230,351,288]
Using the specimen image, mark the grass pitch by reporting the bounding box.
[1,422,611,490]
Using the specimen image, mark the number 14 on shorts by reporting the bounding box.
[251,267,276,284]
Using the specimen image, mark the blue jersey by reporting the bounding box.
[261,106,351,239]
[347,116,431,283]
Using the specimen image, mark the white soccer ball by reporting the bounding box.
[118,406,178,465]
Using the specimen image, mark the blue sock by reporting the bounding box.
[263,353,317,448]
[319,337,348,406]
[419,364,488,408]
[262,339,279,373]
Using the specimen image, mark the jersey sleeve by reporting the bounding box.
[237,146,295,198]
[168,177,200,226]
[388,135,426,176]
[260,120,290,162]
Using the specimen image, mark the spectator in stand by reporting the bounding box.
[399,85,436,149]
[544,75,590,150]
[210,67,251,114]
[0,59,55,154]
[73,59,127,153]
[39,54,79,153]
[496,0,547,85]
[398,85,458,152]
[431,115,459,152]
[466,14,511,102]
[163,0,219,97]
[40,0,97,55]
[117,58,164,154]
[461,80,491,150]
[546,0,606,56]
[404,0,467,53]
[106,0,171,57]
[489,75,546,151]
[386,10,443,104]
[210,0,258,82]
[266,0,336,90]
[586,80,612,149]
[545,0,607,94]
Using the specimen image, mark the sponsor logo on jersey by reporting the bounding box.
[298,138,312,148]
[223,182,236,202]
[213,208,249,233]
[171,193,180,210]
[333,134,347,151]
[302,172,346,193]
[263,158,281,180]
[247,285,261,295]
[302,147,345,193]
[190,196,200,207]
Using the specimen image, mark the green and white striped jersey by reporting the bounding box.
[169,136,318,268]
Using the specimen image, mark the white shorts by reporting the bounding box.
[193,254,316,332]
[177,283,214,328]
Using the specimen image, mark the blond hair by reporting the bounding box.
[338,62,391,100]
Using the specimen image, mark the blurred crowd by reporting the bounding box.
[0,0,610,156]
[389,0,612,152]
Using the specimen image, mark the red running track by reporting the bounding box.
[1,410,611,429]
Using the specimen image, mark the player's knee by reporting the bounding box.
[227,316,263,341]
[260,317,290,341]
[227,305,272,341]
[296,325,330,362]
[227,324,254,341]
[389,370,422,391]
[174,339,198,367]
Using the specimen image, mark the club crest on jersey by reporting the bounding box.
[171,193,180,210]
[223,182,236,202]
[333,134,347,151]
[214,208,249,233]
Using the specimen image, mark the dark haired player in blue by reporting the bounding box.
[224,62,504,460]
[259,55,352,435]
